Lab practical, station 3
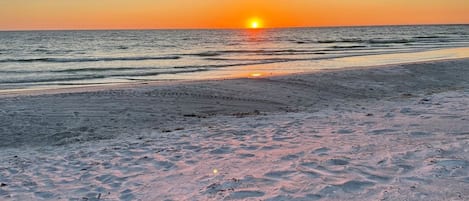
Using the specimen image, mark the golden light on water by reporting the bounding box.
[213,168,218,174]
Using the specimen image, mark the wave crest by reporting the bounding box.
[0,56,181,63]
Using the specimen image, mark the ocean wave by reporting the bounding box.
[0,75,107,84]
[0,61,278,75]
[0,50,413,85]
[413,36,447,39]
[316,38,416,45]
[0,56,181,63]
[185,52,222,57]
[186,49,323,57]
[32,49,75,55]
[0,67,176,74]
[116,46,129,50]
[54,62,275,73]
[331,45,368,49]
[217,49,314,54]
[174,61,283,69]
[367,39,414,44]
[442,32,469,36]
[0,68,209,84]
[32,49,49,52]
[53,67,149,73]
[302,38,418,45]
[295,41,307,44]
[0,70,41,74]
[202,52,395,64]
[292,40,316,44]
[317,38,363,43]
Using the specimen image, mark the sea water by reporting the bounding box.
[0,25,468,90]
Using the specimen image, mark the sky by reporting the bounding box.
[0,0,468,30]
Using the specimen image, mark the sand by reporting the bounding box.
[0,59,468,200]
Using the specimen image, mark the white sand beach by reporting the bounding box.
[0,59,468,200]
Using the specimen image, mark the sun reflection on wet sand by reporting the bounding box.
[250,73,263,77]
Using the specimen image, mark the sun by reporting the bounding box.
[251,21,259,29]
[248,18,262,29]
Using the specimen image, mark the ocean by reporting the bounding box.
[1,25,468,90]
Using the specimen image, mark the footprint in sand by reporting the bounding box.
[326,158,350,166]
[120,189,135,200]
[153,160,176,170]
[34,191,55,199]
[337,180,375,193]
[336,129,355,134]
[0,189,9,197]
[280,154,301,161]
[238,153,256,158]
[272,136,295,141]
[227,191,265,199]
[299,169,321,178]
[264,170,296,179]
[300,161,319,168]
[320,180,375,194]
[400,107,420,116]
[364,173,392,183]
[240,145,259,151]
[312,147,330,155]
[260,145,282,150]
[182,145,201,151]
[204,179,242,195]
[395,164,415,174]
[369,129,398,135]
[96,174,119,184]
[431,159,469,177]
[410,131,433,137]
[266,194,322,201]
[384,112,395,118]
[209,146,232,154]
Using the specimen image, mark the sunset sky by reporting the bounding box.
[1,0,468,30]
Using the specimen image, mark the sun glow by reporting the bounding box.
[250,73,263,77]
[248,18,262,29]
[251,22,259,28]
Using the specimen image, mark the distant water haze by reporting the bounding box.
[0,25,469,91]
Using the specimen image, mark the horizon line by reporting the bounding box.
[1,23,468,32]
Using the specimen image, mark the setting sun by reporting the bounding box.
[248,18,263,29]
[1,1,469,30]
[251,22,259,29]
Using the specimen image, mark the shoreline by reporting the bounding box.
[2,47,469,98]
[0,57,468,200]
[0,51,469,98]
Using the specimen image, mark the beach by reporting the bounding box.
[0,58,468,200]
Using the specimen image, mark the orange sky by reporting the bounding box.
[1,0,468,30]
